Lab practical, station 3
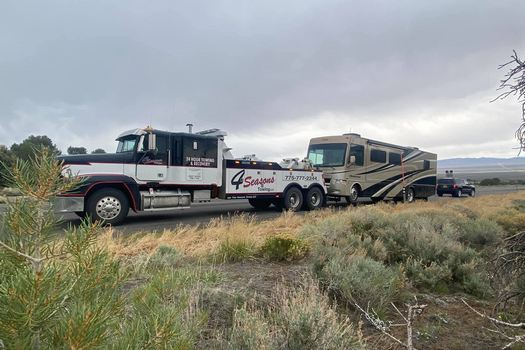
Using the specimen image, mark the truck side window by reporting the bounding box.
[349,144,364,166]
[183,137,218,167]
[140,134,169,165]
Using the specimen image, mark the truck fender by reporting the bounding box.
[73,175,141,212]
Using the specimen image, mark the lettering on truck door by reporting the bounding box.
[136,134,169,181]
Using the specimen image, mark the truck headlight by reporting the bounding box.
[332,178,346,184]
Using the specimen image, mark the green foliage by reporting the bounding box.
[0,148,124,349]
[215,237,256,263]
[114,267,216,350]
[0,145,16,187]
[456,218,502,247]
[479,177,502,186]
[67,146,87,155]
[147,245,184,270]
[316,253,404,314]
[303,207,492,299]
[260,234,309,261]
[494,204,525,235]
[226,307,274,350]
[91,148,106,154]
[10,135,61,160]
[222,281,365,350]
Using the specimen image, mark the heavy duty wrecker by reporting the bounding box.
[54,126,327,225]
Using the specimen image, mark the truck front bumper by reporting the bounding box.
[53,196,84,213]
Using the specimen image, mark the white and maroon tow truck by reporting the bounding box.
[54,126,326,225]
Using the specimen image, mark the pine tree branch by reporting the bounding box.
[0,239,43,264]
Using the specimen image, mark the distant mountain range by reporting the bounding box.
[438,157,525,168]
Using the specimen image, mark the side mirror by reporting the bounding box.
[349,155,356,164]
[147,133,157,151]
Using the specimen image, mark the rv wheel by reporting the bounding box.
[305,187,324,210]
[346,185,360,206]
[283,187,303,211]
[406,188,415,203]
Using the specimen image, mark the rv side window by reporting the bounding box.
[349,144,364,166]
[370,149,386,163]
[389,153,401,165]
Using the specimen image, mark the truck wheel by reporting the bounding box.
[248,198,272,210]
[454,189,462,198]
[305,187,324,210]
[283,187,303,211]
[86,188,129,226]
[469,189,475,197]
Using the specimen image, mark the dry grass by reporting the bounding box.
[97,192,525,260]
[99,209,337,259]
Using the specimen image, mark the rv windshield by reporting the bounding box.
[116,136,138,153]
[307,143,347,167]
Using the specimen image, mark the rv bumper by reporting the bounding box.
[53,196,84,213]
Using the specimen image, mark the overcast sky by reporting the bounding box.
[1,0,524,160]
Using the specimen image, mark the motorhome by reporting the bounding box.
[307,133,437,203]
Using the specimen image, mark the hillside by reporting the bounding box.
[437,157,525,181]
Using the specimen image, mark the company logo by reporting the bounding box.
[244,176,275,188]
[231,169,275,190]
[231,169,246,190]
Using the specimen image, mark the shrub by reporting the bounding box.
[226,306,274,350]
[317,253,404,314]
[495,211,525,235]
[215,236,256,263]
[148,245,184,270]
[273,281,365,350]
[456,218,502,247]
[480,178,502,186]
[260,234,309,261]
[115,269,213,349]
[222,281,365,350]
[303,206,490,296]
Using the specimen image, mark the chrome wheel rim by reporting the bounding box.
[96,196,121,220]
[458,190,462,197]
[289,192,300,209]
[350,187,359,201]
[407,189,414,202]
[310,192,321,207]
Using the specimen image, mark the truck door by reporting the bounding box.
[136,133,169,182]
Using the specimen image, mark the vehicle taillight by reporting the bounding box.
[453,184,458,189]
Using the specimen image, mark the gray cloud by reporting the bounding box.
[0,0,524,158]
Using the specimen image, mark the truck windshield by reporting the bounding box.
[116,136,138,153]
[307,143,347,167]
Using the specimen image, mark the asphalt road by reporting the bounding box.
[1,185,524,234]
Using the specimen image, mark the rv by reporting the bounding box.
[307,133,437,203]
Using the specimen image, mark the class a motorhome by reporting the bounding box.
[307,133,437,203]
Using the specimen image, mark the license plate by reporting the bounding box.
[442,185,448,188]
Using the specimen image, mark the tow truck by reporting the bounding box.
[54,126,327,225]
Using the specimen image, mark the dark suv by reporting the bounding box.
[437,178,475,197]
